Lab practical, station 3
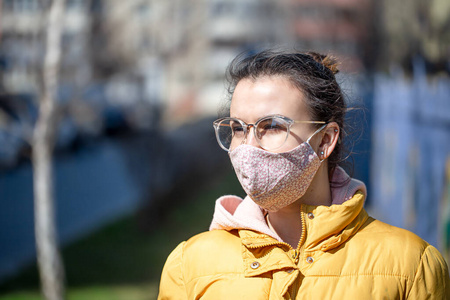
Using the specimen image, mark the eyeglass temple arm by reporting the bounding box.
[306,124,328,143]
[293,121,326,124]
[215,120,326,126]
[215,122,231,127]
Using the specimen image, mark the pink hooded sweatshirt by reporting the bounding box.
[209,167,366,242]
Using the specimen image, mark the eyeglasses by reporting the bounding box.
[213,115,326,151]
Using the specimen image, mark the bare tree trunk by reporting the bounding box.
[32,1,67,300]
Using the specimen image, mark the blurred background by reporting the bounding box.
[0,0,449,299]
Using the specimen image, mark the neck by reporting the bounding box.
[266,164,331,248]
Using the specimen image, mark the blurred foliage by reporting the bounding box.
[379,0,450,73]
[0,170,244,299]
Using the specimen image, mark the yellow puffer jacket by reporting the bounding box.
[158,192,450,299]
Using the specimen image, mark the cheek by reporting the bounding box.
[272,135,302,153]
[275,127,318,153]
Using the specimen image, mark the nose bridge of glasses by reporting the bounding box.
[242,123,259,145]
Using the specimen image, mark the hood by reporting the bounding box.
[209,166,367,244]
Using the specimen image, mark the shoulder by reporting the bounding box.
[165,230,241,260]
[184,229,241,251]
[183,229,242,260]
[360,217,429,252]
[364,220,450,298]
[174,230,244,277]
[160,230,243,284]
[351,217,448,279]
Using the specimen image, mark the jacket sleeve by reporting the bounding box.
[407,245,450,300]
[157,242,188,300]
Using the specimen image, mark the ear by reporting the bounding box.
[318,122,340,160]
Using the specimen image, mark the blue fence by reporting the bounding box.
[370,62,450,255]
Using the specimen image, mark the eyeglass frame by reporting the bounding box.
[213,114,326,152]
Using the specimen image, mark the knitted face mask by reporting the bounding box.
[229,126,325,212]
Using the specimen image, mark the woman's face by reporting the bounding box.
[230,76,319,153]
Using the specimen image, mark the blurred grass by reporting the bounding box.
[0,170,244,300]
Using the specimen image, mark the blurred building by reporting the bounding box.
[0,0,376,142]
[200,0,291,119]
[0,0,381,168]
[287,0,374,72]
[0,0,92,94]
[96,0,291,126]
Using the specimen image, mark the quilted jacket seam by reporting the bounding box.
[405,244,430,298]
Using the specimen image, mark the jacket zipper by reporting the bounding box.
[290,207,307,299]
[246,204,307,251]
[246,207,307,299]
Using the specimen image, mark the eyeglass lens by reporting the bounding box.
[216,117,290,151]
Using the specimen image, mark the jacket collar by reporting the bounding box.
[301,191,368,252]
[209,167,367,245]
[235,191,368,251]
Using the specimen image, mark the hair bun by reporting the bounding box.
[307,52,340,75]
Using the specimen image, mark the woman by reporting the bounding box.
[158,50,450,299]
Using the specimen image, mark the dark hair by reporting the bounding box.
[225,49,346,177]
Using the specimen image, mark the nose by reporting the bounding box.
[244,125,261,148]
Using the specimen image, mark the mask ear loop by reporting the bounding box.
[306,124,328,163]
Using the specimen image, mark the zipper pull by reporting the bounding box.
[294,250,299,264]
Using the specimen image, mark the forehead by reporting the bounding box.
[230,76,310,122]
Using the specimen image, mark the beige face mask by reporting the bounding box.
[229,125,325,212]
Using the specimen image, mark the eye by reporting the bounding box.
[265,124,283,130]
[231,122,245,136]
[259,119,288,132]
